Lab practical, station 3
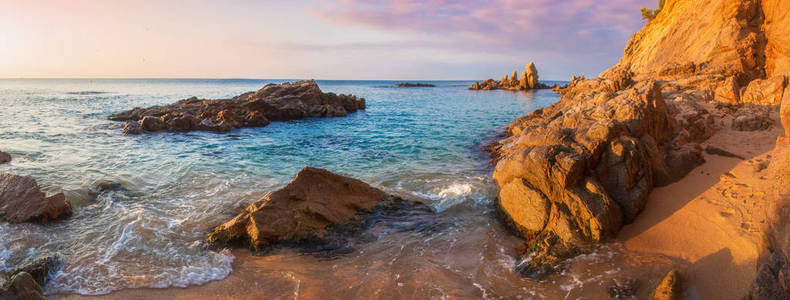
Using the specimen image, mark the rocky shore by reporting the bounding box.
[207,167,434,253]
[109,80,366,134]
[469,62,550,91]
[489,0,790,297]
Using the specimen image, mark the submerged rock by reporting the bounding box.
[110,80,366,134]
[207,167,425,251]
[0,173,71,223]
[0,151,10,164]
[469,62,550,91]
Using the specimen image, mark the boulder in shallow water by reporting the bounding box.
[0,173,71,223]
[0,151,10,164]
[9,253,61,286]
[0,272,44,300]
[207,167,401,250]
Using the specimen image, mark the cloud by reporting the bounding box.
[313,0,655,78]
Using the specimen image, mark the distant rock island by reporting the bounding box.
[394,83,436,87]
[469,62,549,91]
[109,80,366,134]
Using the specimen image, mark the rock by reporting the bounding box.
[524,62,539,89]
[0,272,44,300]
[0,173,71,223]
[651,270,682,300]
[741,75,788,106]
[122,121,141,134]
[139,116,165,132]
[394,83,435,87]
[608,0,765,82]
[206,167,400,250]
[490,79,707,276]
[469,62,549,91]
[0,151,10,164]
[109,80,366,134]
[9,253,60,286]
[733,111,773,131]
[715,76,741,105]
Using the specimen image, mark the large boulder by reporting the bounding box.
[109,80,365,134]
[207,167,401,250]
[490,77,708,275]
[0,173,71,223]
[741,76,788,106]
[0,151,10,164]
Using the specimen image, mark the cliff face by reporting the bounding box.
[492,0,790,283]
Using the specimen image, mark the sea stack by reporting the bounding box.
[469,62,549,91]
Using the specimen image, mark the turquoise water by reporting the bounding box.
[0,79,562,295]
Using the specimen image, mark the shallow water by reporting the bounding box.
[0,79,680,297]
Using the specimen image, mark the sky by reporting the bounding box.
[0,0,655,80]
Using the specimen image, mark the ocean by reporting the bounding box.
[0,79,676,298]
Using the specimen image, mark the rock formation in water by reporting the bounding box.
[207,167,427,251]
[0,254,60,300]
[0,173,71,223]
[469,62,550,91]
[489,0,790,281]
[109,80,366,134]
[0,151,10,164]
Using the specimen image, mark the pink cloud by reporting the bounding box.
[314,0,656,78]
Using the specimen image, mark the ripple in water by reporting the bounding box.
[0,79,599,296]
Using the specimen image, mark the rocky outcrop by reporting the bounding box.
[732,108,774,131]
[0,152,10,164]
[0,173,71,223]
[207,167,409,251]
[491,75,711,275]
[109,80,366,134]
[469,62,550,91]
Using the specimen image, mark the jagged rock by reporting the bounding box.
[207,167,405,251]
[0,152,10,164]
[0,272,44,300]
[109,80,365,134]
[0,173,71,223]
[742,76,788,106]
[651,270,682,300]
[469,62,549,91]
